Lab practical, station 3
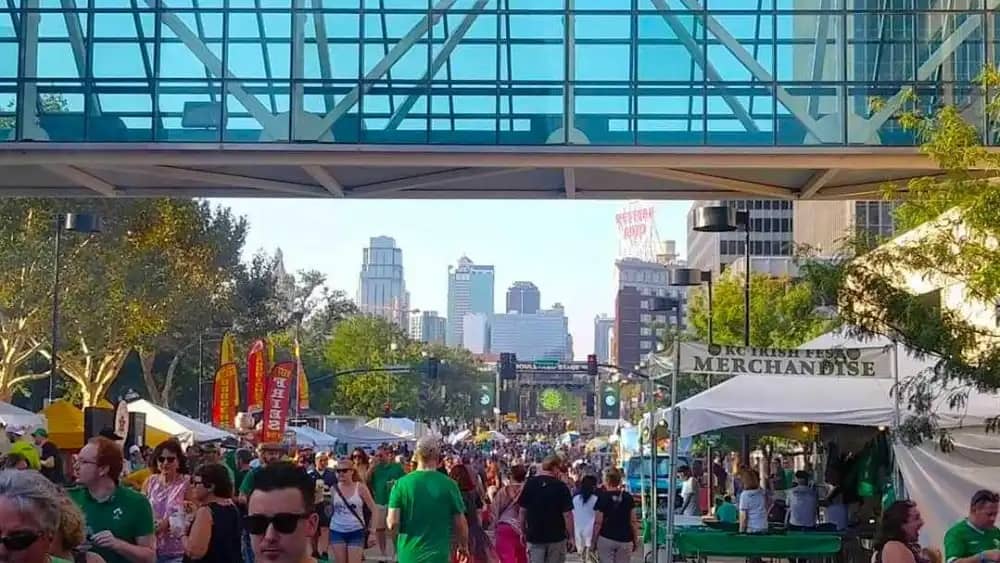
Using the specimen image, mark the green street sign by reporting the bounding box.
[533,359,559,368]
[705,433,722,446]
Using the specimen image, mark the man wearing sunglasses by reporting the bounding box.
[246,462,319,563]
[69,437,156,563]
[945,490,1000,563]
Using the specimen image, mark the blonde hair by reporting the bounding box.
[56,492,87,549]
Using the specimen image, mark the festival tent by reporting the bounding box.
[0,401,45,432]
[127,400,232,446]
[41,400,173,449]
[365,417,430,439]
[447,429,472,445]
[323,419,411,449]
[287,425,338,448]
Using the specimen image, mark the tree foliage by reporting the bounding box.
[836,69,1000,443]
[687,272,837,349]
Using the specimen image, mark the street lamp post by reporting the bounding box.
[691,205,751,347]
[49,212,102,403]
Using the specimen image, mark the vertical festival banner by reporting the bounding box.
[295,339,310,412]
[260,361,296,443]
[246,339,267,415]
[219,333,241,408]
[211,363,239,429]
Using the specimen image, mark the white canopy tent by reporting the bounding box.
[324,419,413,449]
[365,417,430,439]
[288,425,338,448]
[0,402,45,432]
[127,399,233,446]
[659,329,1000,438]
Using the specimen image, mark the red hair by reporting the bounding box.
[90,437,124,483]
[449,464,477,493]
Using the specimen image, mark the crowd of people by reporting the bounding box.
[0,429,996,563]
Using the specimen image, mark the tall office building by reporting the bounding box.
[409,310,447,345]
[357,236,409,327]
[686,200,796,277]
[594,315,614,364]
[447,256,495,348]
[794,200,901,258]
[506,281,541,314]
[613,255,688,371]
[490,305,571,362]
[462,313,491,354]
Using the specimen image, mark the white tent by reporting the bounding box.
[127,399,233,446]
[288,425,338,448]
[324,419,412,449]
[662,329,1000,438]
[0,402,45,432]
[365,417,429,439]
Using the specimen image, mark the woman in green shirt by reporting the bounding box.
[0,468,72,563]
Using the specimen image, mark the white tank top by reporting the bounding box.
[330,484,366,533]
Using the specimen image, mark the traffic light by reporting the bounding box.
[499,353,517,380]
[587,354,598,376]
[585,392,595,416]
[427,357,440,379]
[599,384,620,419]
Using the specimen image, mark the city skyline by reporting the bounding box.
[220,199,692,359]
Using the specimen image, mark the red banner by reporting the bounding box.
[260,361,295,443]
[211,363,239,430]
[247,339,267,415]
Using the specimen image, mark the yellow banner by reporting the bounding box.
[212,363,239,430]
[219,333,240,407]
[295,340,309,412]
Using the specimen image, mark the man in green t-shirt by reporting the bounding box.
[945,490,1000,563]
[70,437,156,563]
[369,446,407,556]
[239,443,286,500]
[388,437,468,563]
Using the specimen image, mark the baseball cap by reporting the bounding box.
[31,428,48,438]
[98,427,123,441]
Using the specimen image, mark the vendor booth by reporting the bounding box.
[127,399,232,446]
[323,419,412,452]
[649,328,1000,552]
[41,399,173,450]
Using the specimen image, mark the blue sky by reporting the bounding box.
[222,198,693,358]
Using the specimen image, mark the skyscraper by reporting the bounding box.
[614,256,687,370]
[409,310,447,345]
[686,200,796,277]
[793,200,900,258]
[357,236,409,327]
[447,256,495,348]
[506,281,541,314]
[594,315,614,364]
[490,305,571,362]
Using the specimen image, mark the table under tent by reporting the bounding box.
[643,328,1000,560]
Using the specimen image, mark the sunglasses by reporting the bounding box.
[0,531,42,552]
[159,456,177,463]
[244,513,308,535]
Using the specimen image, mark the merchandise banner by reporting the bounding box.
[294,340,309,412]
[211,363,239,429]
[247,339,267,415]
[676,342,893,378]
[260,361,296,443]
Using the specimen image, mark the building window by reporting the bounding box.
[641,327,652,336]
[640,300,650,310]
[641,314,651,322]
[640,340,652,350]
[655,315,667,323]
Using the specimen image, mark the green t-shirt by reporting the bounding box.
[68,485,155,563]
[716,502,739,524]
[944,520,1000,563]
[371,462,407,506]
[239,466,260,497]
[388,470,466,563]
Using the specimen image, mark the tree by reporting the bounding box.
[412,344,485,426]
[687,272,837,349]
[835,72,1000,442]
[324,316,422,418]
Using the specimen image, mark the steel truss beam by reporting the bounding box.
[109,165,329,196]
[350,167,534,196]
[45,164,118,196]
[610,167,795,199]
[799,168,839,199]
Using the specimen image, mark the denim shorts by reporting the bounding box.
[329,528,366,547]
